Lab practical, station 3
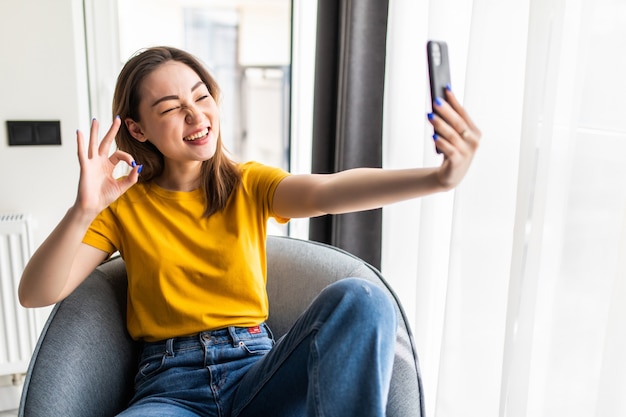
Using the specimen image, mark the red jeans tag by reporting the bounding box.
[248,325,261,334]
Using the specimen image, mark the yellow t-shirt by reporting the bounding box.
[82,161,290,341]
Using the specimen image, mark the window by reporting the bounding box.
[85,0,297,235]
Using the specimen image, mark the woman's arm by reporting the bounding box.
[273,88,481,219]
[19,117,140,307]
[273,167,445,218]
[18,209,109,307]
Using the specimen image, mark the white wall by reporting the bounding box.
[0,0,90,247]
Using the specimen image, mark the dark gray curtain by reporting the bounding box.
[309,0,389,269]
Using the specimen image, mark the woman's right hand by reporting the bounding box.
[19,116,139,308]
[75,116,141,215]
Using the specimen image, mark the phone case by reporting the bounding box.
[427,41,451,106]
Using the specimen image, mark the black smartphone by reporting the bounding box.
[427,40,451,109]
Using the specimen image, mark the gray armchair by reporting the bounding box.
[19,236,424,416]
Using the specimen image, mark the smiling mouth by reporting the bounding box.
[183,128,209,141]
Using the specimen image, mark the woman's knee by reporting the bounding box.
[320,277,397,329]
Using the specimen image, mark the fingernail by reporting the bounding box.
[427,112,435,121]
[131,161,137,167]
[138,165,143,174]
[446,83,452,91]
[434,97,443,106]
[115,115,121,120]
[433,134,442,154]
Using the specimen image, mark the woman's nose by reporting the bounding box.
[184,105,200,123]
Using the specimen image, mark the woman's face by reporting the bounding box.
[125,60,220,167]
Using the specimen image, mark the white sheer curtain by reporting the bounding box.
[382,0,626,416]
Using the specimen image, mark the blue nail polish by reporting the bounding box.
[446,83,452,91]
[427,112,435,121]
[131,161,137,168]
[138,165,143,174]
[433,134,442,154]
[116,115,121,120]
[434,97,443,106]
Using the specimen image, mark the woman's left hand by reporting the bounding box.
[428,88,481,190]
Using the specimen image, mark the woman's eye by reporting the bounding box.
[196,95,209,102]
[161,106,180,114]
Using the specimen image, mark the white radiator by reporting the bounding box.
[0,214,39,376]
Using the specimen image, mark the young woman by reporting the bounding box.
[19,46,480,417]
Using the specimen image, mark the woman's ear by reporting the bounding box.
[125,118,148,142]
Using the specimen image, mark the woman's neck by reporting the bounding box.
[154,162,202,192]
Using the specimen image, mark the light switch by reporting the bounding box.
[6,121,62,146]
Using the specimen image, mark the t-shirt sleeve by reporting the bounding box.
[82,206,119,255]
[241,162,291,224]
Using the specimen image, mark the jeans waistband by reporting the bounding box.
[141,323,272,357]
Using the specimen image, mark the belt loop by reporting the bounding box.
[165,338,175,356]
[263,323,275,342]
[228,326,242,347]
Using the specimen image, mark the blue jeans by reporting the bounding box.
[116,278,397,417]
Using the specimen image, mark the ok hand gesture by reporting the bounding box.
[75,116,141,215]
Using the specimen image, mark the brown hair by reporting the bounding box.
[112,46,241,217]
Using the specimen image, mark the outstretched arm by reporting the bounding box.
[273,88,480,219]
[19,117,140,307]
